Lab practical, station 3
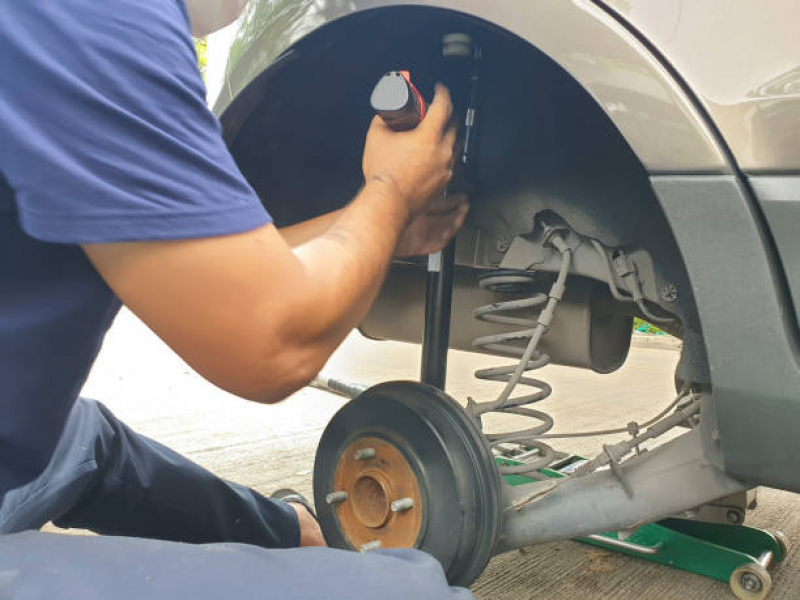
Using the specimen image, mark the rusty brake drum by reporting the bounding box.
[313,381,502,587]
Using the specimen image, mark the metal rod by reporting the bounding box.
[325,491,348,505]
[421,242,456,388]
[354,447,376,461]
[391,497,415,513]
[360,540,382,553]
[310,375,368,399]
[758,550,774,569]
[585,534,663,555]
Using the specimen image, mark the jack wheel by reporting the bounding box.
[313,381,502,587]
[730,562,772,600]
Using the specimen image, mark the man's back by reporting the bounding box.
[0,158,121,494]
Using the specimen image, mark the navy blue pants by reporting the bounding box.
[0,399,470,599]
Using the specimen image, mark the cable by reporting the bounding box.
[572,393,701,478]
[591,238,631,303]
[590,238,675,323]
[504,388,687,442]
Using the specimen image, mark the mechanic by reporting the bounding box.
[0,1,470,598]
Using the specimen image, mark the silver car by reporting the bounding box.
[214,0,800,594]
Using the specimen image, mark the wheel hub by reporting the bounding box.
[331,437,423,548]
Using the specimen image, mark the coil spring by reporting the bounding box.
[469,235,572,476]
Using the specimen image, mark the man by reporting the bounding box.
[0,1,470,597]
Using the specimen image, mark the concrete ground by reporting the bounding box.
[64,309,800,598]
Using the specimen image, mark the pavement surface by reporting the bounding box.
[61,308,800,599]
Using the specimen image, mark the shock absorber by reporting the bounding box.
[370,34,480,391]
[420,33,481,389]
[468,226,573,476]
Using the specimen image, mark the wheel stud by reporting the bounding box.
[360,540,382,553]
[354,447,376,460]
[325,491,348,505]
[391,497,414,513]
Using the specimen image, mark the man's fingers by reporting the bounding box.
[426,200,470,231]
[444,200,470,231]
[452,199,470,229]
[435,203,470,249]
[442,122,459,165]
[449,128,463,166]
[367,114,392,134]
[443,121,458,145]
[427,202,471,253]
[394,200,470,257]
[427,192,467,214]
[422,83,453,137]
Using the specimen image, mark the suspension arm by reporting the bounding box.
[494,429,747,554]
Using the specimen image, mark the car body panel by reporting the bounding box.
[214,0,729,174]
[651,175,800,491]
[597,0,800,340]
[602,0,800,174]
[749,176,800,324]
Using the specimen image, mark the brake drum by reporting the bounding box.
[313,381,502,587]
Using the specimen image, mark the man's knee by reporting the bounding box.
[0,399,120,533]
[294,547,473,598]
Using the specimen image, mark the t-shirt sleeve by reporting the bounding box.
[0,0,270,244]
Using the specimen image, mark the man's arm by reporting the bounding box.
[278,193,470,255]
[278,210,342,248]
[83,86,460,404]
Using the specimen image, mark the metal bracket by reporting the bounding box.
[604,443,634,499]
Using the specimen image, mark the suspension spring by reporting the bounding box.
[469,233,572,476]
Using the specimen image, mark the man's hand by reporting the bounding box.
[288,503,326,547]
[363,83,457,223]
[394,193,469,257]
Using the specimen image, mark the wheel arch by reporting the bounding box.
[215,0,730,175]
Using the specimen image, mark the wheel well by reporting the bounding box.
[227,7,678,254]
[224,5,702,369]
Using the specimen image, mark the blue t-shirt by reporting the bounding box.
[0,0,271,496]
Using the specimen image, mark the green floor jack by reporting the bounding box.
[499,456,788,599]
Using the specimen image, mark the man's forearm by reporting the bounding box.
[288,179,408,356]
[80,180,412,405]
[279,209,343,248]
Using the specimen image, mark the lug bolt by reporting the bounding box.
[391,497,414,513]
[354,448,376,460]
[325,491,348,505]
[360,540,382,553]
